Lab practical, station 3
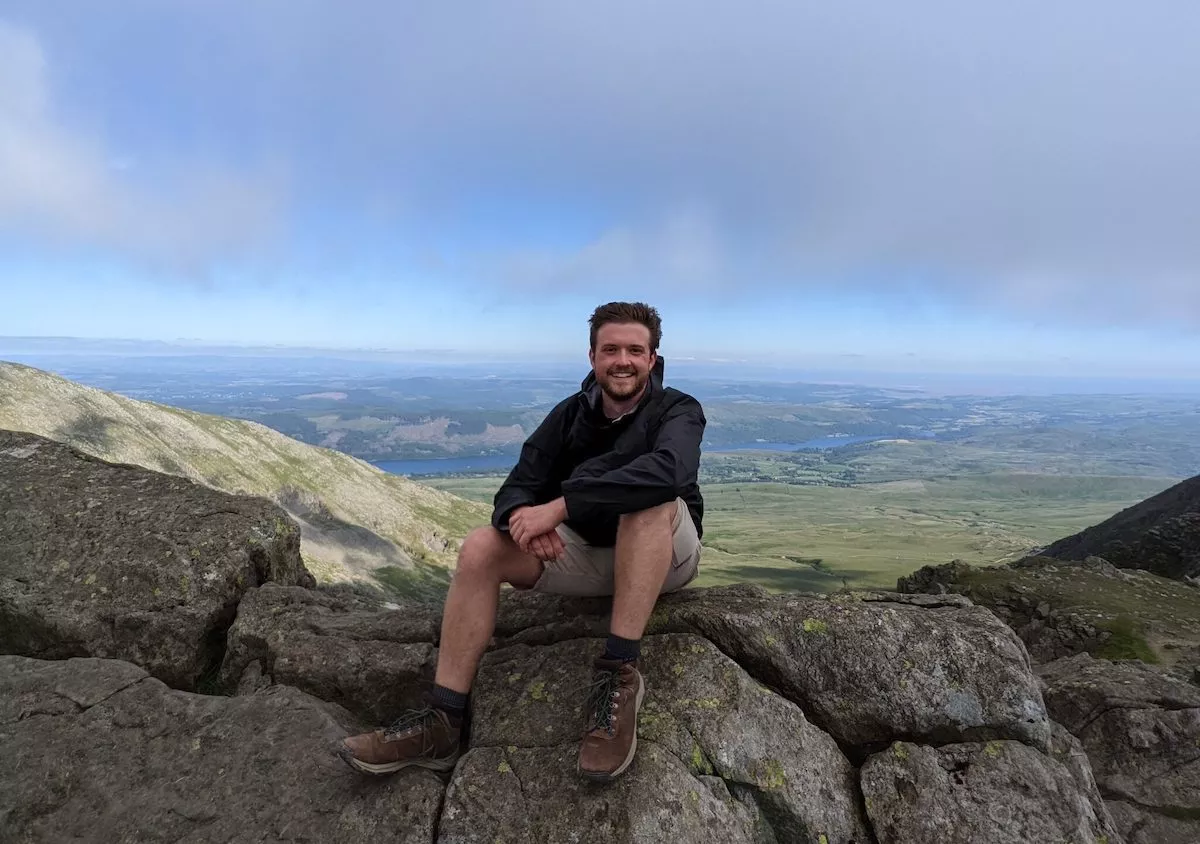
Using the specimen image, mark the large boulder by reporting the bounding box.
[1042,474,1200,580]
[0,430,314,690]
[221,583,438,723]
[860,738,1119,843]
[0,655,442,843]
[1039,653,1200,843]
[438,744,767,844]
[467,635,872,843]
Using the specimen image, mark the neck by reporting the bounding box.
[602,384,647,419]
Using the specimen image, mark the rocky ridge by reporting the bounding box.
[0,362,489,589]
[2,427,1194,841]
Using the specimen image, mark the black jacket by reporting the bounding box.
[492,357,705,547]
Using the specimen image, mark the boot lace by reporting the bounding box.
[383,707,444,756]
[584,667,623,735]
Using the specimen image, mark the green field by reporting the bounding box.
[421,472,1175,593]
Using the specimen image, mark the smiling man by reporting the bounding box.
[340,301,706,782]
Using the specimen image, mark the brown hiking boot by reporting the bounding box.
[578,657,645,782]
[338,707,462,776]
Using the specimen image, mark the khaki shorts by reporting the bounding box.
[530,497,701,597]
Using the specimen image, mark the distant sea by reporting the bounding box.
[374,434,911,478]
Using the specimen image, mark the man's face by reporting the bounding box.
[589,322,656,403]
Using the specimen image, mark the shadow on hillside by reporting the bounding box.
[702,563,880,593]
[55,411,117,450]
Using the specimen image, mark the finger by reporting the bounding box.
[551,533,565,559]
[534,536,552,561]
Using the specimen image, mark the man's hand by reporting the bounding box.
[509,498,568,552]
[527,530,565,562]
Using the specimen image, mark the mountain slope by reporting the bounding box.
[1044,473,1200,579]
[0,361,488,591]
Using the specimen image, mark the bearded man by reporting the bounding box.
[340,301,706,782]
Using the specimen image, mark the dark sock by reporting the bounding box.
[431,684,468,720]
[603,633,641,663]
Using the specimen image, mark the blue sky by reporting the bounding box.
[1,2,1199,376]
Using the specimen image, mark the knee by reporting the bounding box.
[455,526,504,580]
[618,500,675,533]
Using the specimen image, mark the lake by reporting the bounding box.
[374,434,908,477]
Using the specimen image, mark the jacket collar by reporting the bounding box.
[579,356,665,420]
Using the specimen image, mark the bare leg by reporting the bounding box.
[434,526,543,693]
[610,500,676,640]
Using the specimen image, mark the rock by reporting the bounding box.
[1043,474,1200,580]
[233,583,1049,753]
[645,587,1051,750]
[0,431,314,690]
[1040,652,1200,843]
[860,739,1119,844]
[0,655,442,843]
[470,635,871,843]
[220,583,438,723]
[1106,800,1198,844]
[439,743,768,844]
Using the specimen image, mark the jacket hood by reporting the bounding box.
[579,356,665,414]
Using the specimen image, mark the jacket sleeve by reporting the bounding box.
[560,398,705,523]
[491,404,566,531]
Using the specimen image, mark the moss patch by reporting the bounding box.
[802,618,829,635]
[1096,614,1160,663]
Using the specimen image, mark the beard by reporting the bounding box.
[599,367,647,401]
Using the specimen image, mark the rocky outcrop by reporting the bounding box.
[220,583,438,723]
[1042,474,1200,579]
[3,579,1121,842]
[1039,653,1200,844]
[0,435,1138,841]
[0,430,314,690]
[0,655,442,843]
[860,738,1119,843]
[897,555,1200,678]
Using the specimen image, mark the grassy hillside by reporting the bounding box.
[0,362,489,595]
[425,473,1175,592]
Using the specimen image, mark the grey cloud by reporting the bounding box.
[5,2,1200,322]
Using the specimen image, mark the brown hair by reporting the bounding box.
[588,302,663,352]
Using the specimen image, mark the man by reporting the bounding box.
[340,301,705,782]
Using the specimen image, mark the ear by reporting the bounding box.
[588,347,596,368]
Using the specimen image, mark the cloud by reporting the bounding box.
[0,20,282,272]
[4,2,1200,324]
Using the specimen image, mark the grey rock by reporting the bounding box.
[1040,653,1200,842]
[646,587,1051,750]
[0,655,442,843]
[471,635,871,843]
[0,430,313,690]
[211,582,1047,755]
[860,739,1118,844]
[220,583,438,723]
[1106,800,1198,844]
[438,744,767,844]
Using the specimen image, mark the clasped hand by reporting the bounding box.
[509,499,567,562]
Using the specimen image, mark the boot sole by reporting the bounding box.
[579,671,645,783]
[338,745,461,776]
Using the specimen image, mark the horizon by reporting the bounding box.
[3,3,1200,376]
[4,335,1200,397]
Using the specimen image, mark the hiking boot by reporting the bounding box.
[578,657,645,782]
[338,707,462,776]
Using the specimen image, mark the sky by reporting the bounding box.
[1,1,1199,377]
